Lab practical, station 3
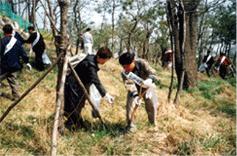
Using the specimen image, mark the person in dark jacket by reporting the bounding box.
[202,49,215,76]
[0,24,31,100]
[24,26,46,71]
[13,30,24,45]
[64,47,114,131]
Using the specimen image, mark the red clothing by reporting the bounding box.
[217,56,231,66]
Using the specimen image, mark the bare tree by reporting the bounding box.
[50,0,70,155]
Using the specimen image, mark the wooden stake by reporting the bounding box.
[51,54,68,156]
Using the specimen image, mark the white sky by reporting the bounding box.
[35,0,107,29]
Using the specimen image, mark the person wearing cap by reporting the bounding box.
[24,26,46,71]
[0,24,31,100]
[119,52,159,132]
[64,47,115,131]
[82,28,93,55]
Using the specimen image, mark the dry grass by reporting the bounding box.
[0,43,236,155]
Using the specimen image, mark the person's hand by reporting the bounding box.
[143,78,153,88]
[26,63,32,70]
[104,93,114,105]
[145,89,153,99]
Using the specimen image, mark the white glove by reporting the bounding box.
[26,63,32,70]
[145,88,153,99]
[133,96,141,106]
[204,63,208,68]
[144,79,156,99]
[104,93,114,105]
[143,78,153,88]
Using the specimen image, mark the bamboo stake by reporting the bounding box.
[51,54,68,156]
[68,63,105,126]
[0,53,64,124]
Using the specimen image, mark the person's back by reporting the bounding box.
[83,28,93,54]
[83,31,93,44]
[72,55,99,87]
[1,31,29,73]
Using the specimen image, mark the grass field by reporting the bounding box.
[0,39,236,155]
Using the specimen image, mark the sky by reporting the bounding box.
[35,0,107,29]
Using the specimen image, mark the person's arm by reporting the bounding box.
[15,32,24,43]
[141,59,158,81]
[87,66,106,97]
[24,33,35,44]
[18,42,29,64]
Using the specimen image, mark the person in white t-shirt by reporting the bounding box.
[82,28,93,55]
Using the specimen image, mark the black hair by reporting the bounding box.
[96,47,113,59]
[119,52,135,65]
[27,26,35,31]
[3,24,13,34]
[86,28,91,32]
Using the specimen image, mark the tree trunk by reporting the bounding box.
[183,0,199,88]
[126,19,138,52]
[51,0,69,155]
[197,0,208,66]
[168,0,199,91]
[166,1,174,102]
[169,0,183,88]
[227,43,231,58]
[45,0,58,37]
[119,37,123,55]
[127,33,131,52]
[29,0,36,27]
[111,0,115,52]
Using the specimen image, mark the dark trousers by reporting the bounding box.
[0,71,19,98]
[34,49,44,71]
[64,76,87,128]
[219,65,227,79]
